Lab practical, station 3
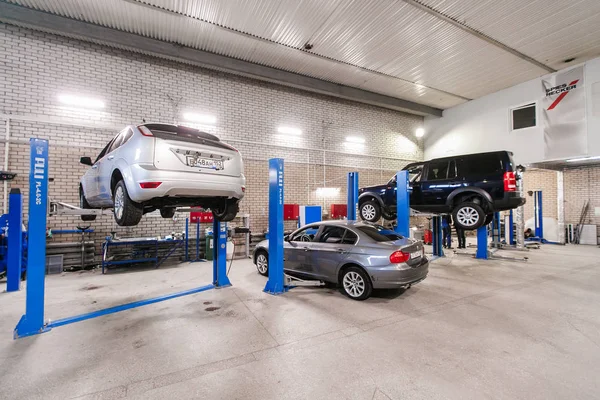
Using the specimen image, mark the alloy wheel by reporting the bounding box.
[456,206,479,227]
[114,186,124,220]
[361,204,376,220]
[256,254,268,274]
[343,271,365,298]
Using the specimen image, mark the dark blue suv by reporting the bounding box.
[358,151,526,230]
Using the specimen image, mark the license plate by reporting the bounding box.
[187,156,224,170]
[410,251,421,259]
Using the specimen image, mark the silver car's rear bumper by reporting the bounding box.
[369,257,429,289]
[127,163,246,202]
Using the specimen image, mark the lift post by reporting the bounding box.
[6,188,23,292]
[475,225,488,259]
[15,138,50,338]
[347,172,358,220]
[212,218,231,287]
[534,190,544,239]
[431,216,444,258]
[264,158,288,295]
[395,170,410,237]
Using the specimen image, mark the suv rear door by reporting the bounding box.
[456,153,504,201]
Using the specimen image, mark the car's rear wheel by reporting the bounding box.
[452,202,485,230]
[80,189,96,222]
[160,207,176,219]
[340,266,372,300]
[359,200,381,222]
[113,181,143,226]
[255,251,269,277]
[212,200,239,222]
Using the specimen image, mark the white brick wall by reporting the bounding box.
[0,24,424,246]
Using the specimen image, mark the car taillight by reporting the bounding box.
[504,171,516,192]
[390,250,410,263]
[139,182,162,189]
[139,126,153,137]
[242,186,246,192]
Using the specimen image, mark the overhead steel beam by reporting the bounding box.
[402,0,556,74]
[0,1,443,117]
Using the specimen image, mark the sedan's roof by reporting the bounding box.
[302,220,370,228]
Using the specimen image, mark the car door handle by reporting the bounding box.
[91,165,98,169]
[107,155,115,160]
[337,248,347,254]
[303,247,311,252]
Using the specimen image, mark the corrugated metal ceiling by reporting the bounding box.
[6,0,600,110]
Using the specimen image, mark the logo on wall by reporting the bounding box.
[546,79,579,110]
[542,66,586,160]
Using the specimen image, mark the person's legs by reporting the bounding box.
[457,229,466,248]
[442,227,449,248]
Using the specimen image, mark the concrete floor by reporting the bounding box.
[1,244,600,400]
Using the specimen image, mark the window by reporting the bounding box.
[318,226,346,244]
[457,154,502,177]
[447,160,457,179]
[511,103,536,130]
[121,128,134,146]
[341,230,358,245]
[426,161,449,180]
[95,142,111,163]
[289,225,319,242]
[405,163,424,183]
[357,225,402,242]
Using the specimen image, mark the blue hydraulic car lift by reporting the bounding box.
[14,138,231,339]
[6,188,24,292]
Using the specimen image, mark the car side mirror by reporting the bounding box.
[284,235,290,242]
[80,156,93,166]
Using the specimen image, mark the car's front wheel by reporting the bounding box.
[340,266,372,300]
[80,189,96,222]
[113,180,143,226]
[255,251,269,276]
[212,200,239,222]
[359,200,381,222]
[452,202,485,230]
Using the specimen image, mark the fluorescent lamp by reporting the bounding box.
[316,187,340,197]
[346,136,365,144]
[415,128,425,138]
[566,155,600,162]
[182,112,217,125]
[277,126,302,136]
[58,94,104,109]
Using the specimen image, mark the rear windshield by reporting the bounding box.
[357,225,404,242]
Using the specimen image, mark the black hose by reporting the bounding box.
[227,240,235,276]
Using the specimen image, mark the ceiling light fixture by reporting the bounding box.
[182,112,217,125]
[277,126,302,136]
[58,94,104,109]
[566,155,600,163]
[415,128,425,138]
[346,136,365,144]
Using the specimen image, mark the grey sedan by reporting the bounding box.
[253,221,429,300]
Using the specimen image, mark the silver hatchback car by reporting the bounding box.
[79,123,245,226]
[253,221,429,300]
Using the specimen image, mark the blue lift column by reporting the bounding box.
[347,172,358,220]
[534,191,543,239]
[264,158,288,295]
[6,188,23,292]
[476,225,489,259]
[212,219,231,287]
[15,138,50,338]
[431,216,444,257]
[509,210,515,245]
[395,170,410,237]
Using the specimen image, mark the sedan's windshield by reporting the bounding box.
[357,225,404,242]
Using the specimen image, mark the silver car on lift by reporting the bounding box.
[253,221,429,300]
[79,123,245,226]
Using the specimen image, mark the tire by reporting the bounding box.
[484,213,494,226]
[382,209,397,221]
[340,266,373,300]
[255,251,269,277]
[212,200,239,222]
[80,189,97,222]
[359,200,382,222]
[160,207,176,219]
[452,202,485,230]
[113,180,143,226]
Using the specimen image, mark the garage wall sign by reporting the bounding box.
[542,66,586,160]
